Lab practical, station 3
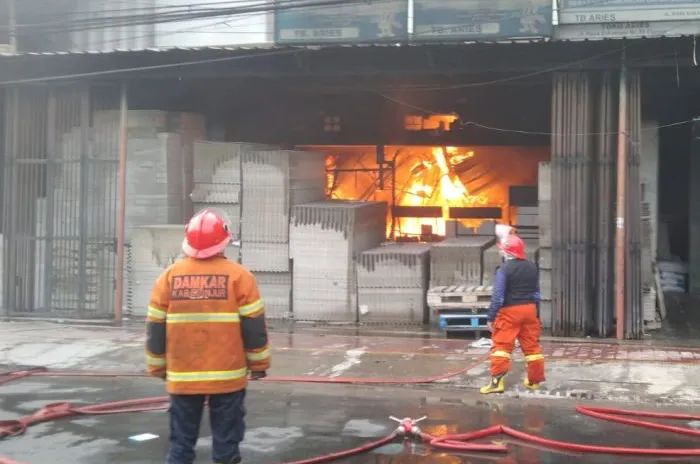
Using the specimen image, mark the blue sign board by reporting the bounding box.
[559,0,700,24]
[274,0,408,45]
[413,0,552,41]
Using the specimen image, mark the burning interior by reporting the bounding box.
[316,143,548,241]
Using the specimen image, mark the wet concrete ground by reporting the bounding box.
[2,377,700,463]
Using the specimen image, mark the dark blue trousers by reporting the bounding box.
[166,390,246,464]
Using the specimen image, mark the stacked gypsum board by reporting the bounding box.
[125,225,184,317]
[290,200,387,322]
[429,236,495,288]
[538,161,553,329]
[356,243,431,325]
[240,149,326,273]
[125,224,241,316]
[192,140,271,242]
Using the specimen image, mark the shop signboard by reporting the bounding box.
[274,0,408,45]
[412,0,552,42]
[559,0,700,25]
[555,20,700,40]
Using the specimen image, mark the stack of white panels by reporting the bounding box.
[240,150,326,273]
[256,272,292,320]
[125,226,245,317]
[125,134,185,231]
[192,141,255,240]
[290,201,387,322]
[430,237,495,287]
[357,243,430,324]
[125,225,184,316]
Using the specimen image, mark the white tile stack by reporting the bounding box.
[537,162,553,329]
[290,201,387,322]
[239,150,326,319]
[124,224,242,317]
[191,141,267,241]
[240,150,326,272]
[125,225,184,317]
[357,243,430,324]
[124,134,185,228]
[429,237,495,287]
[255,272,292,320]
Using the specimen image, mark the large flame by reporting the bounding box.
[398,147,487,237]
[322,145,548,240]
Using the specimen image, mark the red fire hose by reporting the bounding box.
[4,363,700,463]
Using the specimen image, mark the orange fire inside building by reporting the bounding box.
[320,144,548,240]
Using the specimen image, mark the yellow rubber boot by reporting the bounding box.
[523,379,541,390]
[480,376,505,394]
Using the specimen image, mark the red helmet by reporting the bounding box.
[497,235,526,260]
[182,209,232,259]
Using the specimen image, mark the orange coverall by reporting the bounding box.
[487,260,545,385]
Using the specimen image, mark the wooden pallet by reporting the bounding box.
[427,285,493,310]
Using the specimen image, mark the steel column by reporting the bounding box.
[114,83,128,326]
[615,65,628,340]
[77,87,90,316]
[625,71,644,339]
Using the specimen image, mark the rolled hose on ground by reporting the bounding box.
[5,365,700,463]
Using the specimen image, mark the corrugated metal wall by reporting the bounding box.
[625,71,644,339]
[592,71,616,337]
[1,84,120,319]
[550,72,594,337]
[550,70,644,339]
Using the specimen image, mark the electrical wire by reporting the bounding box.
[0,42,692,137]
[0,48,304,85]
[8,0,403,36]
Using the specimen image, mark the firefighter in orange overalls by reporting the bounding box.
[480,231,545,394]
[145,208,271,464]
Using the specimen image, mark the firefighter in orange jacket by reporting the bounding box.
[145,208,270,464]
[480,232,545,394]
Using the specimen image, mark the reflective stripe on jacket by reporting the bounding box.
[146,255,271,395]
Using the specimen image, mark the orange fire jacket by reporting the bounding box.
[145,255,271,395]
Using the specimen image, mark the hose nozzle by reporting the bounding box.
[389,415,427,436]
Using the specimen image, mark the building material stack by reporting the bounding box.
[124,134,185,229]
[241,150,327,318]
[94,111,205,316]
[356,243,430,325]
[429,236,495,288]
[191,141,265,253]
[537,162,553,329]
[290,201,387,322]
[125,226,184,317]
